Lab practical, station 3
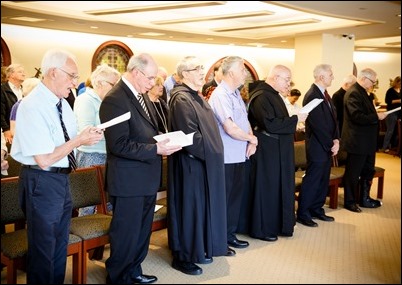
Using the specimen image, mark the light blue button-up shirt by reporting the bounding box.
[208,80,249,164]
[11,82,77,167]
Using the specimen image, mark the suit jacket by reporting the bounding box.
[332,87,346,134]
[341,82,379,155]
[303,84,340,162]
[1,82,18,132]
[99,80,161,197]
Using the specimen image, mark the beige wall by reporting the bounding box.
[2,24,400,103]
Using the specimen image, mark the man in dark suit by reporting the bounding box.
[331,74,356,134]
[99,53,181,284]
[297,64,339,227]
[341,68,387,213]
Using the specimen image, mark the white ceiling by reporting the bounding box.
[1,1,401,52]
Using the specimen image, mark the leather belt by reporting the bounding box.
[253,127,279,140]
[22,164,71,174]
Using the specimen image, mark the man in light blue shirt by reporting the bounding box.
[11,49,103,284]
[208,56,257,251]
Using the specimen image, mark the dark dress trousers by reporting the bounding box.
[297,84,339,220]
[99,80,160,284]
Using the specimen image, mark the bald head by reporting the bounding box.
[266,65,292,95]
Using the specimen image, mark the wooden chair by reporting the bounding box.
[95,157,169,232]
[293,141,344,208]
[1,177,83,284]
[328,153,385,209]
[294,140,307,197]
[68,167,112,284]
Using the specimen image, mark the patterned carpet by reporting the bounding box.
[2,152,400,284]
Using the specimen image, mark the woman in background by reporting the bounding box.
[74,63,120,215]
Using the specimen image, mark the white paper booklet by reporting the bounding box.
[97,112,131,129]
[153,131,195,147]
[384,106,401,115]
[299,98,324,114]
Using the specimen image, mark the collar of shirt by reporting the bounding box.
[8,81,23,100]
[122,76,141,99]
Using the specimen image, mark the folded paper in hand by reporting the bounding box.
[384,106,401,115]
[153,131,194,147]
[97,112,131,129]
[299,98,323,114]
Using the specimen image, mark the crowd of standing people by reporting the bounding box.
[1,48,399,284]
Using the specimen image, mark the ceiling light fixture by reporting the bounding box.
[213,18,320,32]
[152,11,274,25]
[85,1,226,16]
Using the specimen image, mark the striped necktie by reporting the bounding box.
[138,94,150,118]
[56,100,77,171]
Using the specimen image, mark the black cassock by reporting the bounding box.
[248,81,298,237]
[167,84,227,263]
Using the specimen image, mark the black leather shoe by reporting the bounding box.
[296,217,318,227]
[226,247,236,256]
[312,214,335,222]
[260,235,278,242]
[279,232,293,237]
[228,238,249,248]
[172,259,202,275]
[196,256,213,264]
[345,204,362,213]
[132,274,157,284]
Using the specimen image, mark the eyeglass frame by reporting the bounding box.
[137,69,156,81]
[365,76,376,85]
[58,68,80,81]
[184,65,204,72]
[104,80,116,87]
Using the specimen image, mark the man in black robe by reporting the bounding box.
[247,65,308,240]
[168,56,230,276]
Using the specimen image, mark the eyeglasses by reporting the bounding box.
[185,65,204,72]
[137,69,156,81]
[366,77,376,84]
[104,80,115,87]
[58,68,79,81]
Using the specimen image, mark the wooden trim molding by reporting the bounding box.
[1,37,11,67]
[92,40,133,73]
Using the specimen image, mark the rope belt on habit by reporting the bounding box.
[22,164,71,174]
[253,126,279,140]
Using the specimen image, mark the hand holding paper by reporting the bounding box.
[154,131,194,147]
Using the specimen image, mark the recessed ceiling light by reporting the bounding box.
[10,16,46,22]
[138,32,165,37]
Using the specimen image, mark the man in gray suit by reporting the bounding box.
[100,53,181,284]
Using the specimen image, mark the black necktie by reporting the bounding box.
[138,94,150,118]
[56,100,77,171]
